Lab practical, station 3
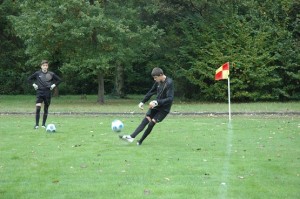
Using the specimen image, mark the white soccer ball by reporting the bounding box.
[46,124,56,132]
[111,120,124,132]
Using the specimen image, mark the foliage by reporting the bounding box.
[9,0,163,100]
[1,0,299,101]
[0,0,28,94]
[152,0,299,101]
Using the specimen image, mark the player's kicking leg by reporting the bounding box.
[119,117,151,143]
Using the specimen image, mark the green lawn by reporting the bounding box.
[0,113,299,199]
[0,95,299,113]
[0,95,299,198]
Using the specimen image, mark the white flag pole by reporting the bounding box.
[227,76,231,121]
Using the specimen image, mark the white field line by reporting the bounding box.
[218,121,233,199]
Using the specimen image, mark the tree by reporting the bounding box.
[0,0,27,94]
[10,0,163,102]
[148,0,299,101]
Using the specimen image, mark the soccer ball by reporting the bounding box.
[46,124,56,132]
[111,120,124,132]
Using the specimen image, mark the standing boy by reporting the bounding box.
[28,60,62,129]
[120,67,174,145]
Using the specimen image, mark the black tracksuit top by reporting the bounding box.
[141,77,174,113]
[28,70,62,91]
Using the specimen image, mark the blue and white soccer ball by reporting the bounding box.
[46,124,56,133]
[111,120,124,132]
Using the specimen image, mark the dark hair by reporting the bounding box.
[41,60,48,65]
[151,67,164,76]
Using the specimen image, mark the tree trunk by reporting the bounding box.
[97,72,105,104]
[115,64,125,98]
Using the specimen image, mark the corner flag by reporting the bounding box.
[215,62,230,80]
[215,62,231,121]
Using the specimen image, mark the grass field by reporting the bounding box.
[0,95,300,113]
[0,95,299,199]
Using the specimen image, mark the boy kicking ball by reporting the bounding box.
[120,67,174,145]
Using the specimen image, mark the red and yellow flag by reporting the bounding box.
[215,62,229,80]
